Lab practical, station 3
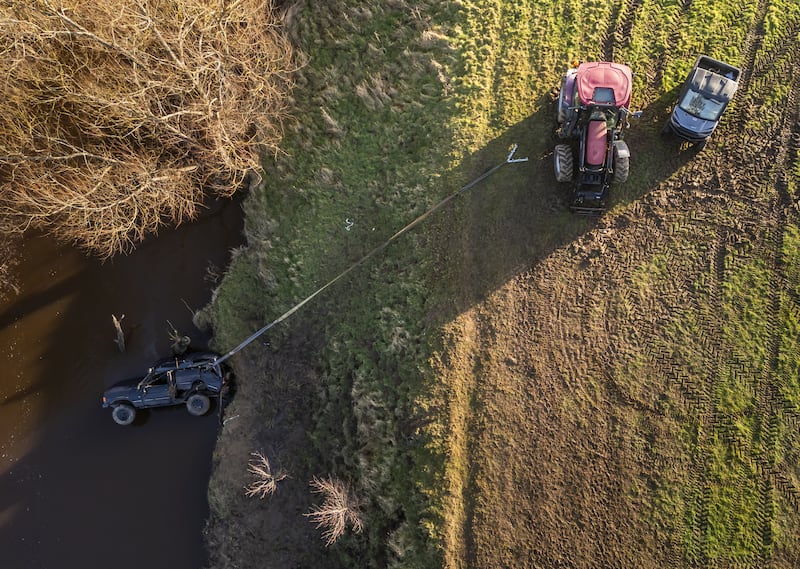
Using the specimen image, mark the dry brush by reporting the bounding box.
[244,451,287,499]
[0,0,296,257]
[304,475,364,547]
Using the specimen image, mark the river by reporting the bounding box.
[0,197,244,569]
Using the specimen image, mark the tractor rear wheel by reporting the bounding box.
[612,154,630,184]
[554,144,573,183]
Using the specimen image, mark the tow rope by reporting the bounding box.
[214,144,528,366]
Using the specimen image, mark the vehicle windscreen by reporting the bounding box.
[679,89,725,121]
[138,371,167,390]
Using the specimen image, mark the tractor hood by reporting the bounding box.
[576,62,632,108]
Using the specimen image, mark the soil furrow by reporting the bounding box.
[732,0,770,124]
[602,0,644,61]
[651,0,694,91]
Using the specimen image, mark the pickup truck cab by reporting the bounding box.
[102,352,227,425]
[663,55,740,147]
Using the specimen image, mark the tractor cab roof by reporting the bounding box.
[576,62,632,108]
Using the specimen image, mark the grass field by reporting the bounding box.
[203,1,800,567]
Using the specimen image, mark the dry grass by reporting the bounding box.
[304,476,364,547]
[0,0,296,257]
[0,215,20,299]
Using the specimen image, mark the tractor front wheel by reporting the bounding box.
[554,144,573,183]
[612,154,630,184]
[556,88,568,124]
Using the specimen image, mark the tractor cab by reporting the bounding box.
[553,61,637,213]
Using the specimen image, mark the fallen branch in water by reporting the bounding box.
[112,313,125,352]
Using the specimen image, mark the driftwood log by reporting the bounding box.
[112,314,125,352]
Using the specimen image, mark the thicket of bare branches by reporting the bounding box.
[304,476,364,547]
[0,0,296,257]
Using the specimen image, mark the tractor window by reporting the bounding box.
[589,108,618,128]
[592,87,615,104]
[679,90,725,121]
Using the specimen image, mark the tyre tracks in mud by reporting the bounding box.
[735,0,769,101]
[439,2,800,567]
[582,2,800,565]
[673,5,800,565]
[649,0,695,93]
[754,26,800,536]
[602,0,644,62]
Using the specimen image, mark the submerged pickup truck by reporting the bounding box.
[101,352,228,425]
[663,55,740,148]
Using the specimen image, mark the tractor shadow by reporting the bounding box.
[428,89,699,318]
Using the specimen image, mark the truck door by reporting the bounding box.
[141,373,173,407]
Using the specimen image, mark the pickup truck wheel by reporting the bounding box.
[112,403,136,426]
[186,393,210,416]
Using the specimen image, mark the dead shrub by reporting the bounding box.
[304,475,364,546]
[0,0,297,257]
[244,451,287,499]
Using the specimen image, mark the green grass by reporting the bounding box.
[206,0,800,567]
[207,2,465,566]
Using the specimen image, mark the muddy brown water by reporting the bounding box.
[0,198,244,569]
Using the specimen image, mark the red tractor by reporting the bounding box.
[554,61,639,212]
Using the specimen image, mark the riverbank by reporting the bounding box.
[201,2,461,566]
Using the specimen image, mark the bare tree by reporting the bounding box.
[244,451,287,499]
[0,0,297,258]
[304,476,364,547]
